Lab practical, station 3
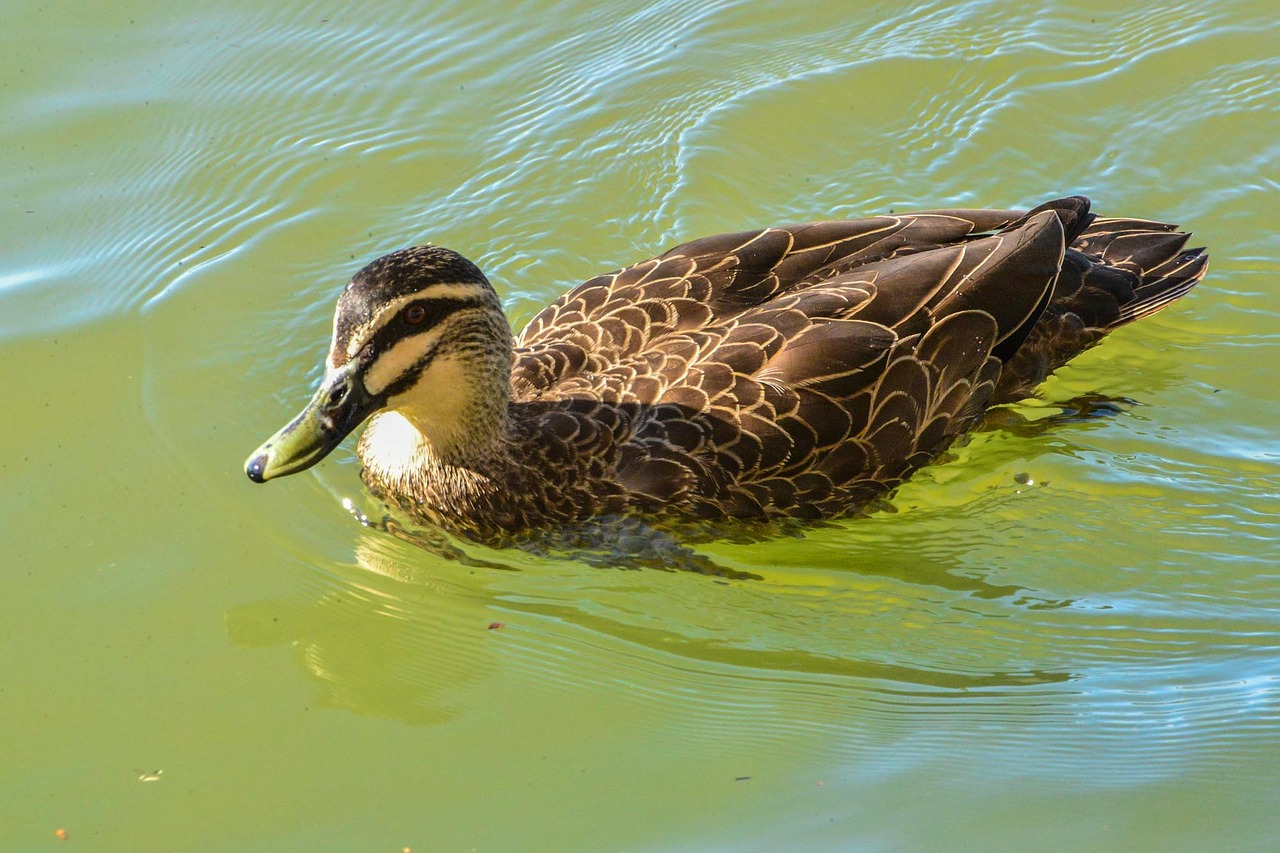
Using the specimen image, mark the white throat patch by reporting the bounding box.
[386,353,475,451]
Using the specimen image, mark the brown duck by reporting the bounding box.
[245,196,1207,544]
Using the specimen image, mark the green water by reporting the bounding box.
[3,0,1278,850]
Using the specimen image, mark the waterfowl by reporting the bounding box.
[245,196,1206,545]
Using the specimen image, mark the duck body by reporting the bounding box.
[246,196,1207,544]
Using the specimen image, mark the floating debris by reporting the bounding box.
[487,622,505,631]
[137,769,164,782]
[1013,472,1034,486]
[54,828,69,840]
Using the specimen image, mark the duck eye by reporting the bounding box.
[404,304,427,326]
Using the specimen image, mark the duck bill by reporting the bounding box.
[244,363,381,483]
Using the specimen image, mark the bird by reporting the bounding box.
[245,196,1207,545]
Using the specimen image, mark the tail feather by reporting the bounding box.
[1067,215,1208,330]
[991,206,1208,402]
[1108,230,1190,272]
[1113,246,1207,326]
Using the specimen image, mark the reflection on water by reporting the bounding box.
[227,513,1082,732]
[222,512,1280,798]
[226,535,505,726]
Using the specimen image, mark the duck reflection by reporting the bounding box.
[227,493,1076,727]
[226,532,507,726]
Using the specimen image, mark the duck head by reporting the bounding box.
[245,245,511,483]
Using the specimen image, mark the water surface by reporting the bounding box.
[3,0,1278,850]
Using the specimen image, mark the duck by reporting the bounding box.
[245,196,1207,545]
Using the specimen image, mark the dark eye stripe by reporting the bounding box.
[383,346,440,398]
[363,297,484,359]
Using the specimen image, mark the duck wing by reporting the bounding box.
[510,206,1033,398]
[600,208,1073,516]
[507,197,1204,518]
[510,203,1079,516]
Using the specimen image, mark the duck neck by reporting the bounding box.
[357,342,524,509]
[371,356,512,459]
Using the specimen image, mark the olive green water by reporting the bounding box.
[3,1,1278,850]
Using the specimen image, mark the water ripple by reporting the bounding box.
[54,0,1279,777]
